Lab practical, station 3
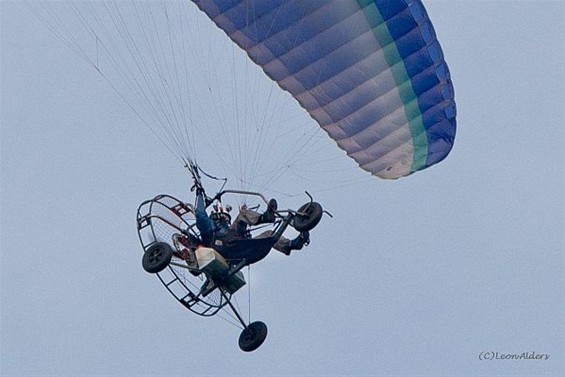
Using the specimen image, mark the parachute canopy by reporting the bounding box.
[191,0,456,179]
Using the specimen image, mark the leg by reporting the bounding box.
[230,200,278,232]
[256,231,309,256]
[255,230,287,251]
[232,208,262,228]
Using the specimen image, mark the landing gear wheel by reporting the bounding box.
[293,202,323,232]
[142,242,173,274]
[238,321,268,352]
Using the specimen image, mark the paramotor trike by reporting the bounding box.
[136,189,324,351]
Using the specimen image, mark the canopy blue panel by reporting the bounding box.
[191,0,456,179]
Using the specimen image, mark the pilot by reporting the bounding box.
[194,190,308,256]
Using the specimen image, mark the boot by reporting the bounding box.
[258,198,278,224]
[281,231,310,255]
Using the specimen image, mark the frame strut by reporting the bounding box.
[220,288,248,330]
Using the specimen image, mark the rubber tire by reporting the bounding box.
[238,321,268,352]
[142,242,173,274]
[293,202,323,232]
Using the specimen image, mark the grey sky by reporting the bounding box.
[1,1,564,376]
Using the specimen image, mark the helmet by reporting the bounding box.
[211,211,231,224]
[211,203,232,228]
